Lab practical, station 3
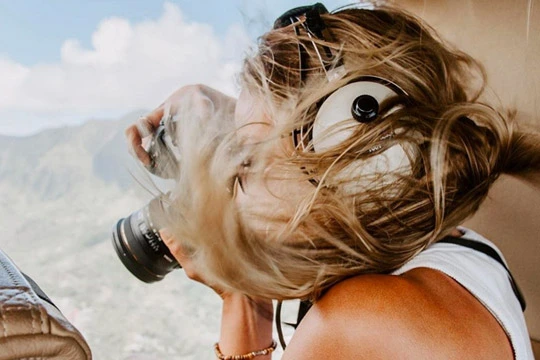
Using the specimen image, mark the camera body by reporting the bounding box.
[112,117,182,283]
[145,118,180,179]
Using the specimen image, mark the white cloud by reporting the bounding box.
[0,58,30,109]
[0,2,252,135]
[60,17,133,66]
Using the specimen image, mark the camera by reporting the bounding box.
[112,117,182,283]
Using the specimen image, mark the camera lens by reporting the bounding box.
[112,198,180,283]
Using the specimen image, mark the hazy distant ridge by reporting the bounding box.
[0,111,145,200]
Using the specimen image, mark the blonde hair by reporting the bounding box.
[165,5,540,301]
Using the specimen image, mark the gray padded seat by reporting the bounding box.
[0,249,92,360]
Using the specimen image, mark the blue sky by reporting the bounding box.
[0,0,352,135]
[0,0,286,66]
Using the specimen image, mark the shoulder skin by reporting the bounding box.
[282,268,513,360]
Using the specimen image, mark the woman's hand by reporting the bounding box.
[159,228,223,295]
[159,229,274,359]
[125,84,237,166]
[159,228,272,312]
[133,84,274,358]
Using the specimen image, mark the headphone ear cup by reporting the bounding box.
[351,95,379,123]
[312,80,401,152]
[311,78,414,194]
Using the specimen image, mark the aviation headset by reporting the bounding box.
[273,3,414,187]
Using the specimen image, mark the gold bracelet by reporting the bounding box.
[214,340,277,360]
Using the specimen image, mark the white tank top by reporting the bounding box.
[392,227,534,359]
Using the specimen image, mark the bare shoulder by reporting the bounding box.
[282,269,513,360]
[283,274,428,360]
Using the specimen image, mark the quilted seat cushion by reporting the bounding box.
[0,249,92,360]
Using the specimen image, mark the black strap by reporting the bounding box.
[276,300,313,350]
[438,236,527,311]
[275,301,287,350]
[22,272,60,311]
[296,300,313,327]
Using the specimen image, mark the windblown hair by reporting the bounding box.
[165,4,540,301]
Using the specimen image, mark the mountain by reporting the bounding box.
[0,112,138,199]
[0,114,228,360]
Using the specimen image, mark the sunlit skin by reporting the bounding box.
[129,85,513,359]
[233,89,314,235]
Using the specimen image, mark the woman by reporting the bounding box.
[126,3,539,359]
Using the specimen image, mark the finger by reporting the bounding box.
[125,101,167,164]
[160,229,204,282]
[135,116,154,139]
[160,229,190,265]
[160,228,181,256]
[144,105,166,131]
[125,124,151,165]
